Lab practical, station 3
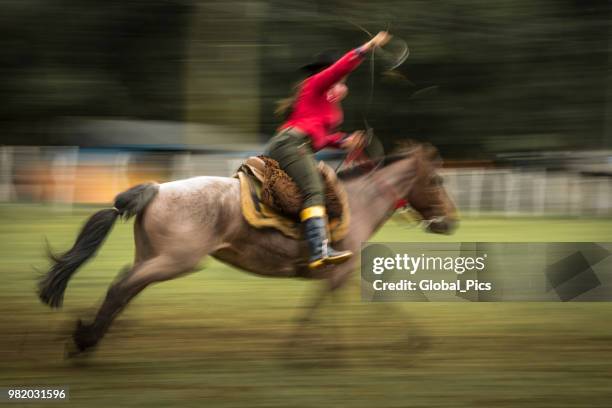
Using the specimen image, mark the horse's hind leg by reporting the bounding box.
[70,254,197,354]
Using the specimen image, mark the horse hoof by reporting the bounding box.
[64,340,94,359]
[71,319,99,354]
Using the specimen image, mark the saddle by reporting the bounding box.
[235,156,350,241]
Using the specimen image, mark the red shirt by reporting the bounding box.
[280,49,365,151]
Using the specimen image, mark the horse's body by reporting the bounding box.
[146,175,303,278]
[38,144,457,354]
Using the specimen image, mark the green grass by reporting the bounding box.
[0,204,611,407]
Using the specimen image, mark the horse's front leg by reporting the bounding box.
[287,258,357,349]
[298,261,356,324]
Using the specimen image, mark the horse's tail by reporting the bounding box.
[38,182,159,308]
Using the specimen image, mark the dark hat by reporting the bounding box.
[300,49,343,75]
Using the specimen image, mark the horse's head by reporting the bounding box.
[404,143,459,234]
[338,141,459,234]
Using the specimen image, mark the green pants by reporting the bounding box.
[264,129,324,209]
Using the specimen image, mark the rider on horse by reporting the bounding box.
[264,31,392,270]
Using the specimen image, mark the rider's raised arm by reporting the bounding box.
[306,49,365,94]
[307,31,392,94]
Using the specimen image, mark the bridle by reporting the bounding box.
[369,154,450,230]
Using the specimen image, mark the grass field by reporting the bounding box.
[1,204,611,407]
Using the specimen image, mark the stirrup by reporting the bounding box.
[324,250,353,265]
[308,258,327,269]
[307,251,352,269]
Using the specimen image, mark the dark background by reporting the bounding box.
[1,0,610,158]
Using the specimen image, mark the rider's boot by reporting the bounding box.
[300,206,353,269]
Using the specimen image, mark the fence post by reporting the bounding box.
[0,146,16,202]
[51,147,79,211]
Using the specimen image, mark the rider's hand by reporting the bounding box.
[341,130,366,150]
[364,31,392,51]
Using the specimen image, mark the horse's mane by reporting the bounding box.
[336,141,440,181]
[337,139,426,181]
[336,151,412,181]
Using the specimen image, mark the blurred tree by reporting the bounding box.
[0,0,192,143]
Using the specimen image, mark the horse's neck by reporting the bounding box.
[344,157,417,238]
[376,156,419,197]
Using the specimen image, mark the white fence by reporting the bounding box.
[1,146,610,217]
[440,168,611,216]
